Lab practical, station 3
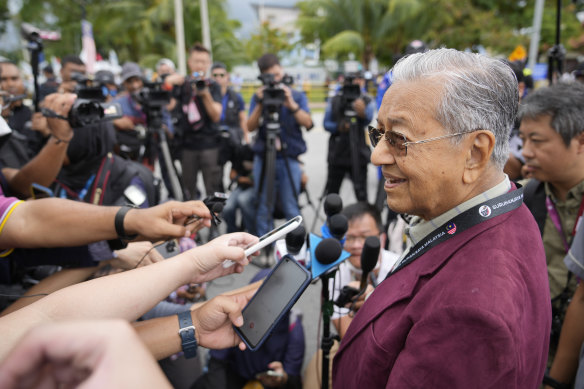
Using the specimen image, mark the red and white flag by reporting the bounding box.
[81,20,96,73]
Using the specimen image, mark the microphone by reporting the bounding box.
[321,194,346,239]
[314,238,342,268]
[328,214,348,240]
[359,237,381,290]
[275,225,309,267]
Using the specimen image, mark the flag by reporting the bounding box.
[81,20,96,74]
[446,223,457,235]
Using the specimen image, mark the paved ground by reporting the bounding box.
[205,111,382,373]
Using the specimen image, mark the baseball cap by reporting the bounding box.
[121,62,142,83]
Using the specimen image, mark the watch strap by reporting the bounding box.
[178,310,198,359]
[114,205,138,241]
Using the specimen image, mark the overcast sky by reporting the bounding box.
[226,0,297,38]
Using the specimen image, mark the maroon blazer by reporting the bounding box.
[333,203,551,388]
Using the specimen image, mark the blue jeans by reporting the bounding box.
[223,186,256,235]
[253,155,301,236]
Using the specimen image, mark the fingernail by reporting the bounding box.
[235,316,243,326]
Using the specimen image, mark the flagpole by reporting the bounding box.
[174,0,187,75]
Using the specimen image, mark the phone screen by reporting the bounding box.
[236,255,310,350]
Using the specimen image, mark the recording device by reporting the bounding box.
[222,216,303,268]
[134,81,172,109]
[234,254,311,351]
[43,72,123,128]
[340,74,362,104]
[184,192,228,227]
[257,73,293,112]
[359,236,380,290]
[1,94,26,107]
[321,194,348,240]
[334,285,359,308]
[190,71,210,91]
[274,225,309,266]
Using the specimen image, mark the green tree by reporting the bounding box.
[244,21,296,61]
[13,0,246,70]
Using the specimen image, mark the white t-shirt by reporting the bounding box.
[329,250,400,320]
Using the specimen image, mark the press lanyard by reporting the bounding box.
[545,194,584,253]
[386,187,524,279]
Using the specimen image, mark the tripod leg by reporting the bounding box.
[157,128,184,201]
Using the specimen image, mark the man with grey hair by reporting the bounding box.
[333,48,550,388]
[518,82,584,388]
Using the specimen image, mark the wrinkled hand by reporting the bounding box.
[43,93,76,142]
[191,289,255,350]
[111,241,164,270]
[0,320,171,389]
[259,361,289,387]
[124,201,212,241]
[183,232,258,284]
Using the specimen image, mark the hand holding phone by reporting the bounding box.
[222,216,303,268]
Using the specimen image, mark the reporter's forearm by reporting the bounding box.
[295,110,312,129]
[8,138,69,197]
[134,315,181,360]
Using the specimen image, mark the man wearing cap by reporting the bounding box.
[112,62,173,161]
[94,70,118,102]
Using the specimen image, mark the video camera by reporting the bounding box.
[55,72,122,128]
[133,81,171,111]
[258,73,294,112]
[340,74,362,103]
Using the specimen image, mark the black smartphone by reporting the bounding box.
[234,255,311,351]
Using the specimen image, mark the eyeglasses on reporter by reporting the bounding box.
[368,126,478,156]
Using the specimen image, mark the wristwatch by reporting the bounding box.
[177,311,198,359]
[114,205,138,241]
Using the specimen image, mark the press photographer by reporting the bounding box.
[247,53,313,237]
[323,72,375,202]
[112,62,174,162]
[164,43,223,202]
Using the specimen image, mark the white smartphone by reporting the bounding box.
[222,215,303,268]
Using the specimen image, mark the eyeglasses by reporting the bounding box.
[212,73,226,78]
[368,126,477,157]
[345,235,378,245]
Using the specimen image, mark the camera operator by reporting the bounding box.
[94,70,119,102]
[57,55,86,94]
[324,71,375,202]
[0,62,49,171]
[164,43,223,201]
[247,53,313,236]
[112,62,173,161]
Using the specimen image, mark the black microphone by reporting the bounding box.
[329,214,348,240]
[359,236,381,290]
[324,193,343,218]
[286,225,306,255]
[314,238,343,269]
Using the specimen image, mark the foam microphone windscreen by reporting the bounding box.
[212,202,224,213]
[329,214,348,240]
[314,238,342,265]
[286,225,306,255]
[324,193,343,217]
[361,236,381,274]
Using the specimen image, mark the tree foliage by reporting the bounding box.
[11,0,246,70]
[244,21,296,61]
[297,0,584,68]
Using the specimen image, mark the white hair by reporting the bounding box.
[392,48,518,170]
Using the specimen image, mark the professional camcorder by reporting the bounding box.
[51,72,122,128]
[258,73,294,112]
[133,81,171,110]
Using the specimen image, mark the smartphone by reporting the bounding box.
[256,370,285,380]
[234,254,311,351]
[123,184,147,207]
[222,215,303,268]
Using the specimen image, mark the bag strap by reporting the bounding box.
[89,152,115,205]
[523,179,547,235]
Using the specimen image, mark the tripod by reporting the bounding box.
[320,270,339,389]
[255,108,300,231]
[142,106,185,201]
[25,32,43,112]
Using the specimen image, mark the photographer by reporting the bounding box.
[112,62,173,161]
[323,72,375,202]
[247,53,312,236]
[165,43,223,201]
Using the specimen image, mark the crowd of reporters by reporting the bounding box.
[1,39,584,389]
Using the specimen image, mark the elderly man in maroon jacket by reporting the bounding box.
[333,49,551,388]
